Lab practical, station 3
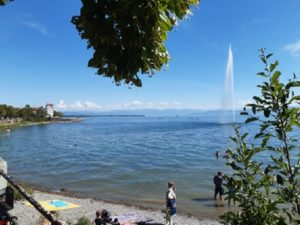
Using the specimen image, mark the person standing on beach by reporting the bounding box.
[213,171,224,200]
[165,181,176,225]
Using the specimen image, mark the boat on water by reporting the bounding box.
[6,129,10,133]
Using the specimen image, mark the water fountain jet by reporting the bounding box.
[222,44,235,123]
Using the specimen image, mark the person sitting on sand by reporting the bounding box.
[93,210,104,225]
[93,209,112,225]
[214,171,224,201]
[165,181,176,225]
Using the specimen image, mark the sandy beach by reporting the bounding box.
[10,190,221,225]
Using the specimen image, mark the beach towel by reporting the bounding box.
[25,199,80,211]
[112,213,152,224]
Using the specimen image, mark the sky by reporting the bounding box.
[1,0,300,112]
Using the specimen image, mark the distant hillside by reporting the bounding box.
[63,109,245,123]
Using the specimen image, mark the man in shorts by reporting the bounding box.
[214,171,224,200]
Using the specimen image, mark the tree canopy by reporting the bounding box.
[72,0,199,87]
[1,0,199,87]
[0,0,9,5]
[0,104,63,121]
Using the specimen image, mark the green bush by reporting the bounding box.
[221,49,300,225]
[74,217,91,225]
[9,183,34,201]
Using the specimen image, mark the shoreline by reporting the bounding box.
[0,117,83,131]
[16,181,221,221]
[10,187,221,225]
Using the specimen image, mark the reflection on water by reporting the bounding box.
[0,116,248,217]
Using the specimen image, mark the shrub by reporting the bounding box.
[221,49,300,225]
[74,217,91,225]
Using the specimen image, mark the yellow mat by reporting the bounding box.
[25,200,80,211]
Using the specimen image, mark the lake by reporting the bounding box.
[0,114,254,217]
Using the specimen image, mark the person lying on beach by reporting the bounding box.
[93,209,123,225]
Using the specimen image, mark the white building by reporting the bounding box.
[45,103,54,118]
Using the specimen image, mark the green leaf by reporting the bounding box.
[286,81,300,89]
[257,72,267,77]
[241,133,248,140]
[245,117,258,123]
[270,60,279,73]
[264,165,272,175]
[262,134,270,148]
[266,53,273,59]
[252,106,257,114]
[253,96,264,103]
[255,132,264,139]
[271,71,281,83]
[261,57,267,64]
[230,136,238,143]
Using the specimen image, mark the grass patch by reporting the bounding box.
[9,183,34,201]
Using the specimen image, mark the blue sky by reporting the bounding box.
[1,0,300,111]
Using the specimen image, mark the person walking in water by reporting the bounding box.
[166,181,176,225]
[214,171,224,200]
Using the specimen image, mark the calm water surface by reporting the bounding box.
[0,116,252,217]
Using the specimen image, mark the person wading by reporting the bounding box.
[213,171,224,201]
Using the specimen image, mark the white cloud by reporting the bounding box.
[55,100,185,111]
[57,100,67,109]
[55,100,253,111]
[20,21,48,35]
[284,39,300,55]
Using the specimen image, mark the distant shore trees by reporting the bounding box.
[0,104,63,122]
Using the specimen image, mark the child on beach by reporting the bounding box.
[165,181,176,225]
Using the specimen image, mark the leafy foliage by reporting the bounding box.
[221,49,300,225]
[74,217,91,225]
[72,0,199,86]
[0,0,11,5]
[0,104,63,121]
[220,128,284,225]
